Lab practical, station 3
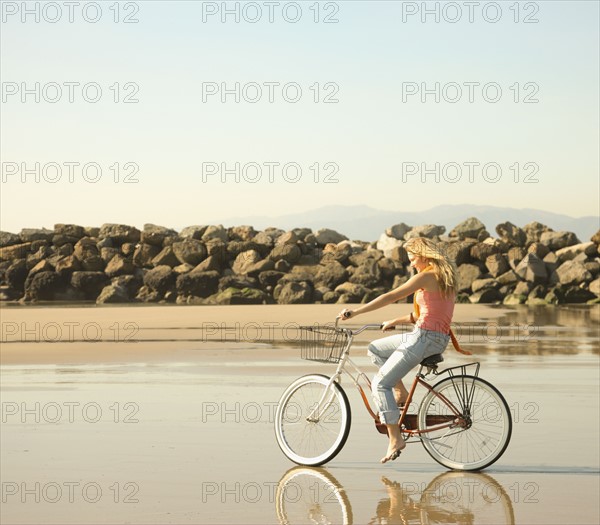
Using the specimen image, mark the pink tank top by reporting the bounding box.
[415,289,455,334]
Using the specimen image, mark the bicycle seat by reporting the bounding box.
[420,354,444,367]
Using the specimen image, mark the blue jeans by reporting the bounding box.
[368,327,450,425]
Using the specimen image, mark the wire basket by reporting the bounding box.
[299,326,350,364]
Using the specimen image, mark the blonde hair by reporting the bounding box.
[404,237,457,297]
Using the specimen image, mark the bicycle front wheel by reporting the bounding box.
[275,374,351,466]
[418,376,512,471]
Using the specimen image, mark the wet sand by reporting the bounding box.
[1,304,599,524]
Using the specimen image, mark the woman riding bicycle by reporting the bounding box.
[338,237,458,464]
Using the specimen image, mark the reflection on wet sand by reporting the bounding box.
[276,467,515,525]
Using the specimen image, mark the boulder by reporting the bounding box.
[349,259,382,288]
[202,225,229,243]
[179,225,208,240]
[151,246,181,268]
[24,271,64,301]
[105,254,135,278]
[495,222,526,247]
[563,286,596,303]
[144,265,176,294]
[133,243,161,268]
[591,229,600,244]
[555,260,593,286]
[470,243,499,262]
[314,261,348,289]
[218,275,258,291]
[456,264,482,292]
[314,228,348,246]
[228,225,256,241]
[0,242,32,262]
[176,271,220,298]
[275,281,313,304]
[444,241,475,266]
[100,247,121,264]
[523,221,552,244]
[193,255,222,273]
[527,242,550,259]
[245,258,275,278]
[206,287,272,305]
[99,224,141,245]
[20,228,54,243]
[503,293,526,305]
[334,282,370,302]
[507,246,527,270]
[276,231,299,246]
[29,259,54,276]
[386,223,412,240]
[71,271,109,299]
[589,278,600,296]
[376,234,404,258]
[232,250,262,275]
[540,231,580,251]
[449,217,486,240]
[258,270,285,289]
[96,283,131,304]
[74,237,99,261]
[496,270,519,286]
[269,244,301,264]
[54,255,82,279]
[0,232,21,248]
[5,259,28,292]
[514,253,548,284]
[404,224,445,239]
[172,239,207,266]
[471,278,499,293]
[555,242,596,263]
[485,254,509,277]
[469,288,502,303]
[140,224,178,246]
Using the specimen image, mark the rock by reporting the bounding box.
[253,231,275,249]
[121,243,136,258]
[584,261,600,278]
[514,253,548,284]
[202,225,228,243]
[176,270,220,298]
[193,255,222,273]
[528,284,547,300]
[314,228,348,246]
[172,239,207,266]
[388,245,409,265]
[139,224,178,246]
[218,275,258,291]
[334,282,370,302]
[503,293,526,305]
[444,241,475,266]
[404,224,445,239]
[540,231,580,251]
[527,242,550,259]
[523,221,552,244]
[205,240,228,263]
[133,243,161,268]
[105,254,135,278]
[54,255,82,279]
[449,217,486,240]
[0,242,32,262]
[52,224,86,246]
[276,231,299,246]
[99,224,141,245]
[258,270,285,289]
[151,246,181,268]
[228,225,256,241]
[563,286,596,303]
[73,237,99,261]
[96,282,131,304]
[275,281,313,304]
[20,228,54,243]
[386,223,412,240]
[471,278,499,293]
[232,250,262,274]
[485,254,509,278]
[513,281,532,296]
[29,259,54,276]
[274,259,291,273]
[135,285,161,303]
[207,287,272,305]
[100,247,121,264]
[173,263,194,274]
[71,271,109,299]
[5,259,28,292]
[269,244,301,264]
[179,225,208,240]
[526,297,547,306]
[555,242,596,263]
[507,246,527,270]
[591,229,600,244]
[0,232,21,248]
[314,261,348,289]
[227,241,266,259]
[470,242,499,262]
[349,259,382,288]
[469,288,502,303]
[555,260,592,286]
[292,228,313,241]
[495,222,526,247]
[24,271,64,301]
[589,278,600,296]
[376,234,404,258]
[144,265,176,294]
[456,264,482,292]
[349,250,384,267]
[244,258,275,278]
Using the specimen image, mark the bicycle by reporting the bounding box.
[274,321,512,471]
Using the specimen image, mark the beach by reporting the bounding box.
[1,304,599,524]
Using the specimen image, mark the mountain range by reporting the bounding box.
[217,204,599,243]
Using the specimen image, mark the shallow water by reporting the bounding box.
[1,305,598,524]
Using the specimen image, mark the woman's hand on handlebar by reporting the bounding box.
[337,308,354,321]
[381,320,397,332]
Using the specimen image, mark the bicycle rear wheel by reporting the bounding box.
[418,376,512,471]
[275,374,351,466]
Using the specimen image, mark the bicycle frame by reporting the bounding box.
[306,324,481,440]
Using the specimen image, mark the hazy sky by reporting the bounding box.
[1,0,599,233]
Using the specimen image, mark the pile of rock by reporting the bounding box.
[0,218,598,305]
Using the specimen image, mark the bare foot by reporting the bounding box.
[380,437,406,464]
